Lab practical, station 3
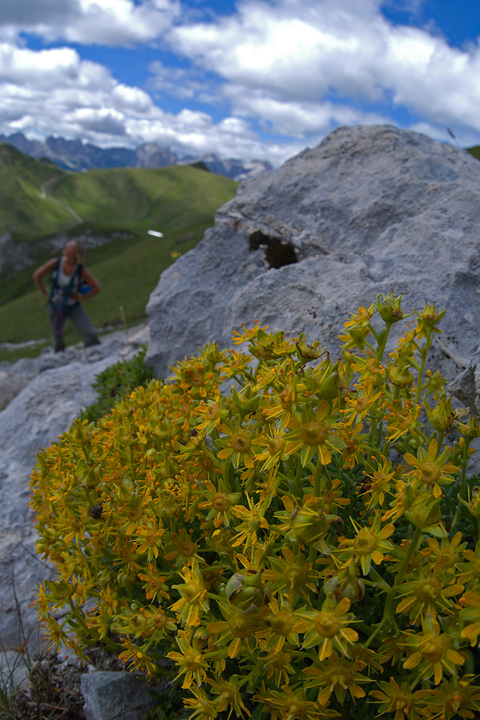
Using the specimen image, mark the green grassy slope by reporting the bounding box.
[0,144,71,237]
[50,164,236,234]
[0,153,238,352]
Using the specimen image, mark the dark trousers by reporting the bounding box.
[48,303,100,352]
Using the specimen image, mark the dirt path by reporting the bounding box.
[40,176,83,223]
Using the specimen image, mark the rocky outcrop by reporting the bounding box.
[146,124,480,384]
[0,325,149,655]
[448,345,480,414]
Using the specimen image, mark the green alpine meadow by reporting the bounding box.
[0,143,237,356]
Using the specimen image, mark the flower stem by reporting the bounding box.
[364,525,422,648]
[376,323,393,363]
[415,329,432,405]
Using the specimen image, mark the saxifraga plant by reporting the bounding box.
[30,294,480,720]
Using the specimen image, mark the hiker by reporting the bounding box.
[33,240,101,352]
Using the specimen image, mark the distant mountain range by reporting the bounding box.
[0,132,272,181]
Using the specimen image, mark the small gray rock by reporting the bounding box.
[81,671,159,720]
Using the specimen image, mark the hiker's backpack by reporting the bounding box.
[49,259,84,312]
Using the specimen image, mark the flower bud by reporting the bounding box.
[128,613,147,635]
[296,335,323,361]
[290,508,332,545]
[405,495,444,533]
[225,571,270,612]
[45,580,74,600]
[418,302,445,330]
[387,365,414,388]
[316,362,344,399]
[377,291,406,324]
[426,396,455,432]
[458,487,480,519]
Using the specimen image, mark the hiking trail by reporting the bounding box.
[40,176,83,223]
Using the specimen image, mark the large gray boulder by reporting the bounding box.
[146,124,480,382]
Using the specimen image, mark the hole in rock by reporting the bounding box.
[248,230,298,269]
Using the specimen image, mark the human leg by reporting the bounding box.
[68,304,101,347]
[47,303,65,352]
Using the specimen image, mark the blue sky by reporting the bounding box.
[0,0,479,166]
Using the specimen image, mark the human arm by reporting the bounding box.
[32,258,58,298]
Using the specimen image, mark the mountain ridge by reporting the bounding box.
[0,132,272,181]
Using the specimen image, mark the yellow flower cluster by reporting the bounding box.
[30,295,480,720]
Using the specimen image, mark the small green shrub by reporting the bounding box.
[31,295,480,720]
[79,346,152,422]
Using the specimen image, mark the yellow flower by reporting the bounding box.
[262,546,320,600]
[459,541,480,586]
[337,513,395,575]
[170,564,209,627]
[395,569,463,624]
[458,487,480,521]
[402,618,465,686]
[137,564,170,602]
[284,399,344,466]
[385,399,422,442]
[261,385,296,429]
[262,597,300,654]
[426,676,480,720]
[231,321,268,345]
[198,480,241,528]
[359,457,398,509]
[164,530,200,564]
[230,495,270,548]
[141,605,177,640]
[294,596,358,661]
[369,677,430,720]
[404,438,458,499]
[253,683,335,720]
[262,650,296,686]
[276,494,337,549]
[207,675,250,719]
[118,638,158,674]
[167,630,208,689]
[194,394,229,436]
[253,428,287,471]
[424,532,466,575]
[339,303,376,351]
[217,424,257,469]
[303,651,371,705]
[183,685,218,720]
[341,382,383,427]
[338,421,369,470]
[207,599,269,659]
[133,519,165,561]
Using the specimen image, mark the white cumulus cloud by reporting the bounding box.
[0,0,181,46]
[169,0,480,140]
